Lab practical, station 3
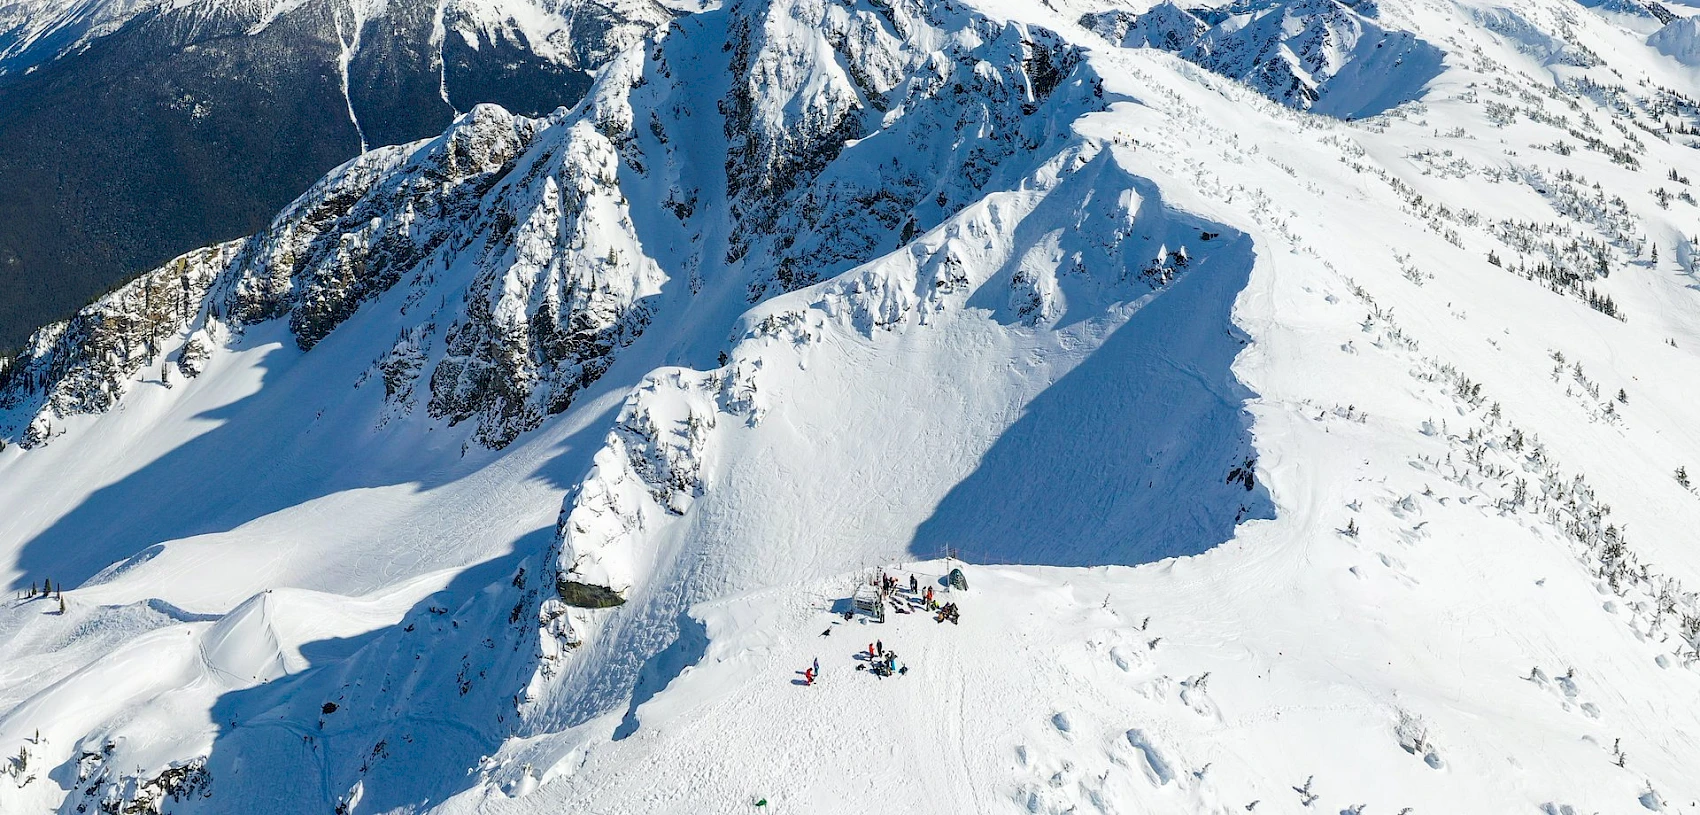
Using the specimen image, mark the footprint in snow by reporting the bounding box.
[1135,674,1175,702]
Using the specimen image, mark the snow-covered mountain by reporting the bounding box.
[1082,0,1443,118]
[5,0,1700,810]
[0,0,675,353]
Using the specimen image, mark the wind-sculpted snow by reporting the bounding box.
[1086,0,1444,119]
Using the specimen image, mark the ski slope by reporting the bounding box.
[4,0,1700,810]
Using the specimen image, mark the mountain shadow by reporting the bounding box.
[911,224,1274,567]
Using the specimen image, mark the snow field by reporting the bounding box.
[4,0,1700,809]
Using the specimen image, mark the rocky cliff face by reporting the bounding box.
[0,2,1116,726]
[721,0,1095,298]
[1,0,1103,456]
[0,0,672,352]
[533,0,1113,698]
[0,106,544,447]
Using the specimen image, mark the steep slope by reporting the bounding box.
[0,0,672,352]
[4,0,1700,811]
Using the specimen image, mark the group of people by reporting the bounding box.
[802,569,961,687]
[892,573,946,611]
[861,640,906,678]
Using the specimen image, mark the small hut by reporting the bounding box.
[851,584,885,622]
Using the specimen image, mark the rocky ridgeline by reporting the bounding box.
[0,0,678,357]
[1085,0,1443,119]
[723,0,1099,298]
[1,0,1106,455]
[428,52,669,448]
[0,241,243,447]
[536,139,1239,703]
[0,106,546,448]
[537,0,1112,661]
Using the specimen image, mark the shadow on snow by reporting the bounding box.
[912,211,1273,567]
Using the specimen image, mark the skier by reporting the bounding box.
[812,656,820,676]
[876,639,883,656]
[803,668,815,685]
[909,574,918,594]
[868,643,877,659]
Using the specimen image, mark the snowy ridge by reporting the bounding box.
[0,106,545,447]
[0,0,1105,452]
[429,50,668,447]
[1084,0,1446,118]
[537,140,1267,711]
[719,0,1102,296]
[6,0,1700,809]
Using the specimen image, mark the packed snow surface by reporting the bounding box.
[4,0,1700,810]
